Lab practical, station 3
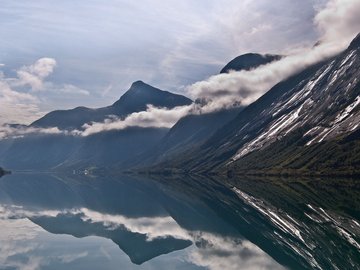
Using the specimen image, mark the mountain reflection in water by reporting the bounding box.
[0,173,359,270]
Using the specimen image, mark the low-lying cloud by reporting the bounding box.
[77,104,194,136]
[186,0,360,112]
[0,124,64,140]
[0,104,194,139]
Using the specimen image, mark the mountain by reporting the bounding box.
[128,108,243,170]
[220,53,281,73]
[112,80,192,113]
[157,34,360,176]
[0,81,192,170]
[31,80,192,130]
[128,53,280,170]
[57,127,168,170]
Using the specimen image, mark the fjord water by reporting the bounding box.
[0,173,359,270]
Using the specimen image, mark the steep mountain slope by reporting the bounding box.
[227,34,360,175]
[130,53,279,169]
[31,81,192,130]
[161,34,360,175]
[129,108,243,169]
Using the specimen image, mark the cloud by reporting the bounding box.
[1,1,359,135]
[0,204,284,270]
[0,124,64,140]
[16,58,57,91]
[188,236,284,270]
[76,208,191,241]
[0,57,92,127]
[77,104,194,136]
[0,78,42,126]
[0,205,96,270]
[0,58,57,126]
[315,0,360,47]
[46,83,90,96]
[0,103,193,139]
[0,0,323,101]
[57,252,89,264]
[186,0,360,112]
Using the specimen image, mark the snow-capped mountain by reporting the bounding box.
[165,33,360,175]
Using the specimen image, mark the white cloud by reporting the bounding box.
[0,79,42,126]
[0,0,323,99]
[0,124,64,140]
[0,205,98,270]
[57,252,89,264]
[0,57,92,127]
[315,0,360,47]
[188,236,285,270]
[77,104,194,136]
[0,58,58,126]
[47,83,90,96]
[186,0,360,112]
[1,1,359,134]
[16,58,57,91]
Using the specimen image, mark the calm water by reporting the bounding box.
[0,173,359,270]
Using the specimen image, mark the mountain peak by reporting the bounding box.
[349,32,360,50]
[220,53,281,74]
[130,80,147,88]
[124,80,170,96]
[112,81,192,112]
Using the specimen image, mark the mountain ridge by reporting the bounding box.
[153,33,360,176]
[124,52,280,170]
[31,81,192,130]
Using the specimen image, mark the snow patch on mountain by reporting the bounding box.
[231,46,360,161]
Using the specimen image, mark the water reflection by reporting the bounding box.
[0,173,359,270]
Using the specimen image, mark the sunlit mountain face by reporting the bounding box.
[0,173,359,270]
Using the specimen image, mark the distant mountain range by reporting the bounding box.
[31,80,192,130]
[0,34,359,176]
[0,81,191,170]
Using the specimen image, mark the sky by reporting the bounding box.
[0,0,359,128]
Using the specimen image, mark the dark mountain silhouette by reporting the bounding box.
[220,53,281,73]
[31,81,192,130]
